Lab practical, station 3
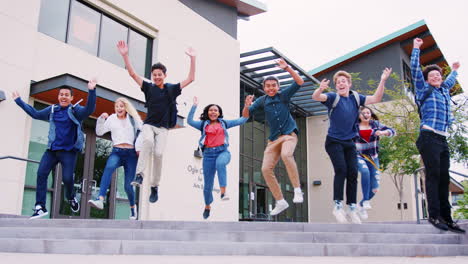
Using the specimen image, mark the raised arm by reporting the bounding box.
[12,91,50,121]
[117,40,143,87]
[96,113,111,136]
[442,62,460,89]
[180,47,196,89]
[242,95,254,118]
[277,58,304,86]
[374,121,396,137]
[410,38,425,93]
[365,67,392,105]
[187,96,203,130]
[312,79,329,102]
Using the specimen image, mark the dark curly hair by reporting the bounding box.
[200,104,223,121]
[422,64,442,81]
[151,62,167,74]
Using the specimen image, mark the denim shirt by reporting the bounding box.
[187,105,248,149]
[248,82,301,141]
[411,48,457,133]
[15,89,96,151]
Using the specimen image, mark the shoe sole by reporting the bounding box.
[333,211,348,223]
[88,200,104,210]
[221,197,230,201]
[131,182,141,187]
[29,212,49,220]
[447,228,465,234]
[270,205,289,216]
[293,199,304,203]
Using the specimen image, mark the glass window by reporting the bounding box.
[38,0,70,41]
[67,0,101,55]
[129,30,149,77]
[99,16,128,67]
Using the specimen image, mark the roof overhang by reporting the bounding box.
[215,0,267,16]
[240,47,324,117]
[450,176,465,194]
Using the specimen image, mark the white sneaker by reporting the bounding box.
[129,204,138,220]
[362,200,372,210]
[293,190,304,203]
[333,205,348,223]
[348,206,362,224]
[358,206,368,220]
[88,199,104,210]
[270,199,289,216]
[221,193,230,201]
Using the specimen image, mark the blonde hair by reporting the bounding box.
[333,70,352,85]
[115,97,142,123]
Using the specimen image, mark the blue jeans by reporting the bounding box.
[357,155,380,204]
[98,147,137,206]
[36,150,77,207]
[202,145,231,206]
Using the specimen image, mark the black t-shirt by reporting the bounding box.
[141,81,181,128]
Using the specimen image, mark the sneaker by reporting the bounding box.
[220,193,230,201]
[88,198,104,210]
[362,200,372,210]
[131,174,143,187]
[348,204,362,224]
[428,216,449,231]
[270,199,289,216]
[333,201,348,223]
[446,220,466,234]
[357,206,368,220]
[293,190,304,203]
[149,186,159,203]
[69,197,80,213]
[30,205,48,219]
[129,204,138,220]
[203,208,210,219]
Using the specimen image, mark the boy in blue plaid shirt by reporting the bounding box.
[411,37,464,233]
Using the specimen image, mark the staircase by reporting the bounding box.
[0,217,466,256]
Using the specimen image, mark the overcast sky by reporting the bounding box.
[238,0,467,176]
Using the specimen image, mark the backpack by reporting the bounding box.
[328,90,360,117]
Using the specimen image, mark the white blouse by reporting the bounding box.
[96,114,142,146]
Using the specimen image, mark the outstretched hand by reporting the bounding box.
[117,40,129,56]
[319,79,330,91]
[245,95,254,107]
[100,112,109,119]
[88,78,97,90]
[11,91,20,100]
[452,62,460,71]
[413,38,423,49]
[185,47,196,58]
[275,58,288,70]
[381,67,392,81]
[193,96,198,106]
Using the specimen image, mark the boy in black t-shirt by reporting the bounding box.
[117,40,196,203]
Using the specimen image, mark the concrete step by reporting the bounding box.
[0,227,461,244]
[0,238,466,256]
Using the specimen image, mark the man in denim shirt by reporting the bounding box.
[243,58,304,216]
[411,38,465,233]
[12,80,97,219]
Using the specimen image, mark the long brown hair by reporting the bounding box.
[359,106,379,122]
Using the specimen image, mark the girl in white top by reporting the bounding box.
[88,97,142,220]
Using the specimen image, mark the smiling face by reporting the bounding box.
[57,88,73,107]
[207,105,220,121]
[263,80,280,97]
[335,76,351,97]
[359,107,372,122]
[115,100,127,118]
[427,70,443,87]
[151,69,166,88]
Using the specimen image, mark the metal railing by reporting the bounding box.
[0,156,39,164]
[414,167,467,224]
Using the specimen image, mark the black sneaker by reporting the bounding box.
[446,221,466,234]
[69,197,80,213]
[428,216,448,231]
[149,186,159,203]
[203,208,210,219]
[131,174,143,187]
[30,205,48,219]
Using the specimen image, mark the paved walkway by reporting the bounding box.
[2,253,468,264]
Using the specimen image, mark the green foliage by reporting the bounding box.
[454,181,468,219]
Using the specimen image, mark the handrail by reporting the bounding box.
[413,167,467,224]
[0,156,40,164]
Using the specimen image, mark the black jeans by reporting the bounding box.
[416,130,451,221]
[325,136,358,204]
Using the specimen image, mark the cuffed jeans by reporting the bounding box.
[357,155,380,204]
[36,150,77,208]
[325,136,358,205]
[136,124,168,187]
[262,133,300,201]
[202,145,231,206]
[416,130,451,221]
[98,147,137,206]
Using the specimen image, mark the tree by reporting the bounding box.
[454,181,468,219]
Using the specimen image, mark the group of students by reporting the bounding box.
[10,37,465,233]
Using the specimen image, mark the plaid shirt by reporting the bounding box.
[411,48,457,133]
[353,120,395,159]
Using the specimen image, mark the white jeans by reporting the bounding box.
[136,124,168,187]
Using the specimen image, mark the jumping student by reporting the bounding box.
[12,79,97,219]
[242,58,305,216]
[312,67,391,224]
[411,37,465,233]
[117,40,196,203]
[88,98,142,220]
[187,96,250,219]
[354,106,395,220]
